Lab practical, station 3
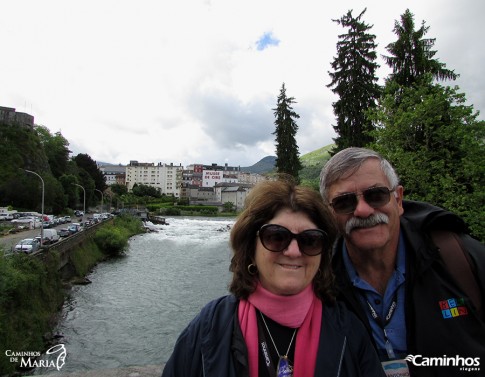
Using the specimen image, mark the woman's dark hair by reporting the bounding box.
[229,177,338,302]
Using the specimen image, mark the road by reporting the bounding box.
[0,218,85,253]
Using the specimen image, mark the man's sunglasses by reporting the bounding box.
[330,186,395,214]
[257,224,327,256]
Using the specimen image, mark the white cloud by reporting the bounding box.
[1,0,483,167]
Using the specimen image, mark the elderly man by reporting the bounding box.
[320,147,485,377]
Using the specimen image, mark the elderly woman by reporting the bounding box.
[162,179,384,377]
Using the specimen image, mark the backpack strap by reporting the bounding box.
[431,230,483,318]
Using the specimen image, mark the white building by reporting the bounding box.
[98,164,126,186]
[125,161,183,197]
[214,183,254,210]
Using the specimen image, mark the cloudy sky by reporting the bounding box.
[1,0,483,167]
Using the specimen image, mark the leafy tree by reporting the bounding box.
[76,168,96,210]
[369,75,484,241]
[383,9,457,87]
[73,153,106,191]
[35,126,71,178]
[132,184,161,198]
[272,83,302,182]
[59,174,80,210]
[0,122,56,211]
[110,183,128,196]
[327,8,381,153]
[223,202,235,212]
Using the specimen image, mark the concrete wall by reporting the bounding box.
[35,220,112,278]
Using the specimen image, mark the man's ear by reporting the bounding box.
[395,185,404,216]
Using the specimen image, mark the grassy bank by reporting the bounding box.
[0,214,144,376]
[0,251,63,375]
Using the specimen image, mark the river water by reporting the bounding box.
[35,217,235,374]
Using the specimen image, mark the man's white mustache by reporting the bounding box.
[345,213,389,235]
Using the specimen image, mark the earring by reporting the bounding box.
[247,264,258,275]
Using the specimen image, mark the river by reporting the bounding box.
[34,216,235,374]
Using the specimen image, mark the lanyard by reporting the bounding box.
[365,292,398,359]
[257,313,277,377]
[257,313,296,377]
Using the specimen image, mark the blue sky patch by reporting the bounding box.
[256,32,280,51]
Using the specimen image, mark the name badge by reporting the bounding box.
[381,359,410,377]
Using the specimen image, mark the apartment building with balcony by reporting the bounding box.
[125,161,183,197]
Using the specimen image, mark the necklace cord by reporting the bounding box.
[260,312,297,357]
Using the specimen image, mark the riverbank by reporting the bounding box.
[30,217,233,375]
[0,215,145,377]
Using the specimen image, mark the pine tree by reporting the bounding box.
[383,9,458,87]
[272,83,302,182]
[327,8,381,154]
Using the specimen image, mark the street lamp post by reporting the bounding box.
[105,192,113,213]
[95,189,104,212]
[72,183,86,219]
[24,169,44,247]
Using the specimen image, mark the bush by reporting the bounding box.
[93,214,144,255]
[0,252,64,375]
[177,205,218,215]
[159,207,181,216]
[94,226,129,255]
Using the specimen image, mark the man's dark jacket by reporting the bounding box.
[332,200,485,377]
[161,295,385,377]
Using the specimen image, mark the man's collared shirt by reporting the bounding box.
[342,232,407,361]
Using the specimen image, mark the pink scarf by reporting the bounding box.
[238,283,322,377]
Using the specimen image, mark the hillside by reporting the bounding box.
[244,144,334,173]
[241,156,276,174]
[300,144,334,168]
[299,144,334,189]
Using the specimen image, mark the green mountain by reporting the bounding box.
[241,156,276,174]
[300,144,334,167]
[299,144,334,189]
[243,144,335,189]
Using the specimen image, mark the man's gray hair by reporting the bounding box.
[319,147,400,201]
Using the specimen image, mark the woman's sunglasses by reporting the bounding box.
[330,186,395,214]
[257,224,327,256]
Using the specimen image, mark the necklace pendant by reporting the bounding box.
[277,356,293,377]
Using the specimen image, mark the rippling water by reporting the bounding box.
[35,217,234,373]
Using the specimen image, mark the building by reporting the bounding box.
[182,164,204,187]
[214,182,254,210]
[237,171,268,185]
[201,163,240,187]
[0,106,34,128]
[98,164,127,186]
[125,161,183,197]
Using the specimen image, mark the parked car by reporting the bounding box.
[40,229,60,244]
[58,228,70,237]
[14,238,41,253]
[0,213,14,221]
[67,223,82,235]
[64,216,72,223]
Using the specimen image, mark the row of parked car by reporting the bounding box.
[42,215,72,228]
[14,223,83,253]
[12,213,114,254]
